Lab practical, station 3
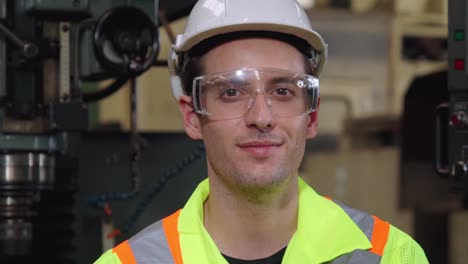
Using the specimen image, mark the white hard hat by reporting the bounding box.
[168,0,328,99]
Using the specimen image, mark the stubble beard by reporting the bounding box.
[205,126,307,205]
[208,147,302,205]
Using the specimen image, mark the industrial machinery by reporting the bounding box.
[0,0,159,262]
[436,0,468,194]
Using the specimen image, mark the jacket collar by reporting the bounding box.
[178,178,371,263]
[284,178,372,262]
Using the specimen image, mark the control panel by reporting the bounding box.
[447,0,468,192]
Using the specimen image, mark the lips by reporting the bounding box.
[237,140,282,157]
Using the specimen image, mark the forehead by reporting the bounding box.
[200,37,306,75]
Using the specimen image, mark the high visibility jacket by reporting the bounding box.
[94,178,428,264]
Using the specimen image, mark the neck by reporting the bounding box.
[204,175,299,260]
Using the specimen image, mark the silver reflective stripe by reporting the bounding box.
[327,250,381,264]
[128,220,175,264]
[122,200,384,263]
[333,200,374,240]
[328,200,382,264]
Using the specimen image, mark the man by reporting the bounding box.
[95,0,428,263]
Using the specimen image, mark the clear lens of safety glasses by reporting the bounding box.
[192,68,319,120]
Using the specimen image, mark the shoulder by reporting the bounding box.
[330,199,428,263]
[128,218,167,249]
[381,225,429,264]
[93,216,176,264]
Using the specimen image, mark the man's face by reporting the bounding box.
[179,37,319,193]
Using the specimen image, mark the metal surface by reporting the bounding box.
[0,0,5,19]
[449,0,468,92]
[24,0,90,12]
[0,219,32,256]
[0,23,28,51]
[447,0,468,192]
[0,134,66,152]
[0,153,78,260]
[0,35,5,99]
[0,194,35,219]
[0,23,38,58]
[92,6,159,77]
[0,154,55,188]
[59,22,71,101]
[0,153,55,257]
[48,102,89,131]
[0,0,6,99]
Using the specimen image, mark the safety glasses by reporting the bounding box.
[192,68,319,120]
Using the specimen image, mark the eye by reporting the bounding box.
[218,87,247,102]
[274,88,293,96]
[223,88,239,97]
[270,85,296,98]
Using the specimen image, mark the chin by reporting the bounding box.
[234,168,292,189]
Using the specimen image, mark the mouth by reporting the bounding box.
[237,141,283,158]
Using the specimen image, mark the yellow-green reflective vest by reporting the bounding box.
[94,178,428,264]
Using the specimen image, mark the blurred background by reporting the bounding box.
[0,0,465,263]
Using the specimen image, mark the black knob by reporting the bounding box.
[93,6,159,77]
[452,161,468,178]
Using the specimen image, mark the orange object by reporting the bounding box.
[369,215,390,256]
[112,240,137,264]
[104,203,112,216]
[106,228,121,239]
[162,210,183,264]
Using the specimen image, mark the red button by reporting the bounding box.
[451,115,460,126]
[455,59,465,70]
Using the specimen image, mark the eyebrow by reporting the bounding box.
[206,77,250,87]
[204,73,299,88]
[267,76,295,83]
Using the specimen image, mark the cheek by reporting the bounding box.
[286,121,310,160]
[286,117,309,140]
[200,122,235,154]
[287,122,308,161]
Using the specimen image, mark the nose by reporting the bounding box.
[244,90,276,130]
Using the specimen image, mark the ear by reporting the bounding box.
[306,98,320,139]
[179,95,203,140]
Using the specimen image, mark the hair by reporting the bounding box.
[181,31,317,96]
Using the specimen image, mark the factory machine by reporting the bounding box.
[0,1,159,262]
[436,0,468,194]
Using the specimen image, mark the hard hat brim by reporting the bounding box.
[174,22,326,57]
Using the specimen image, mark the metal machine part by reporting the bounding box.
[93,6,159,77]
[435,0,468,193]
[449,100,468,185]
[0,0,159,262]
[0,153,55,187]
[0,153,54,256]
[0,23,38,59]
